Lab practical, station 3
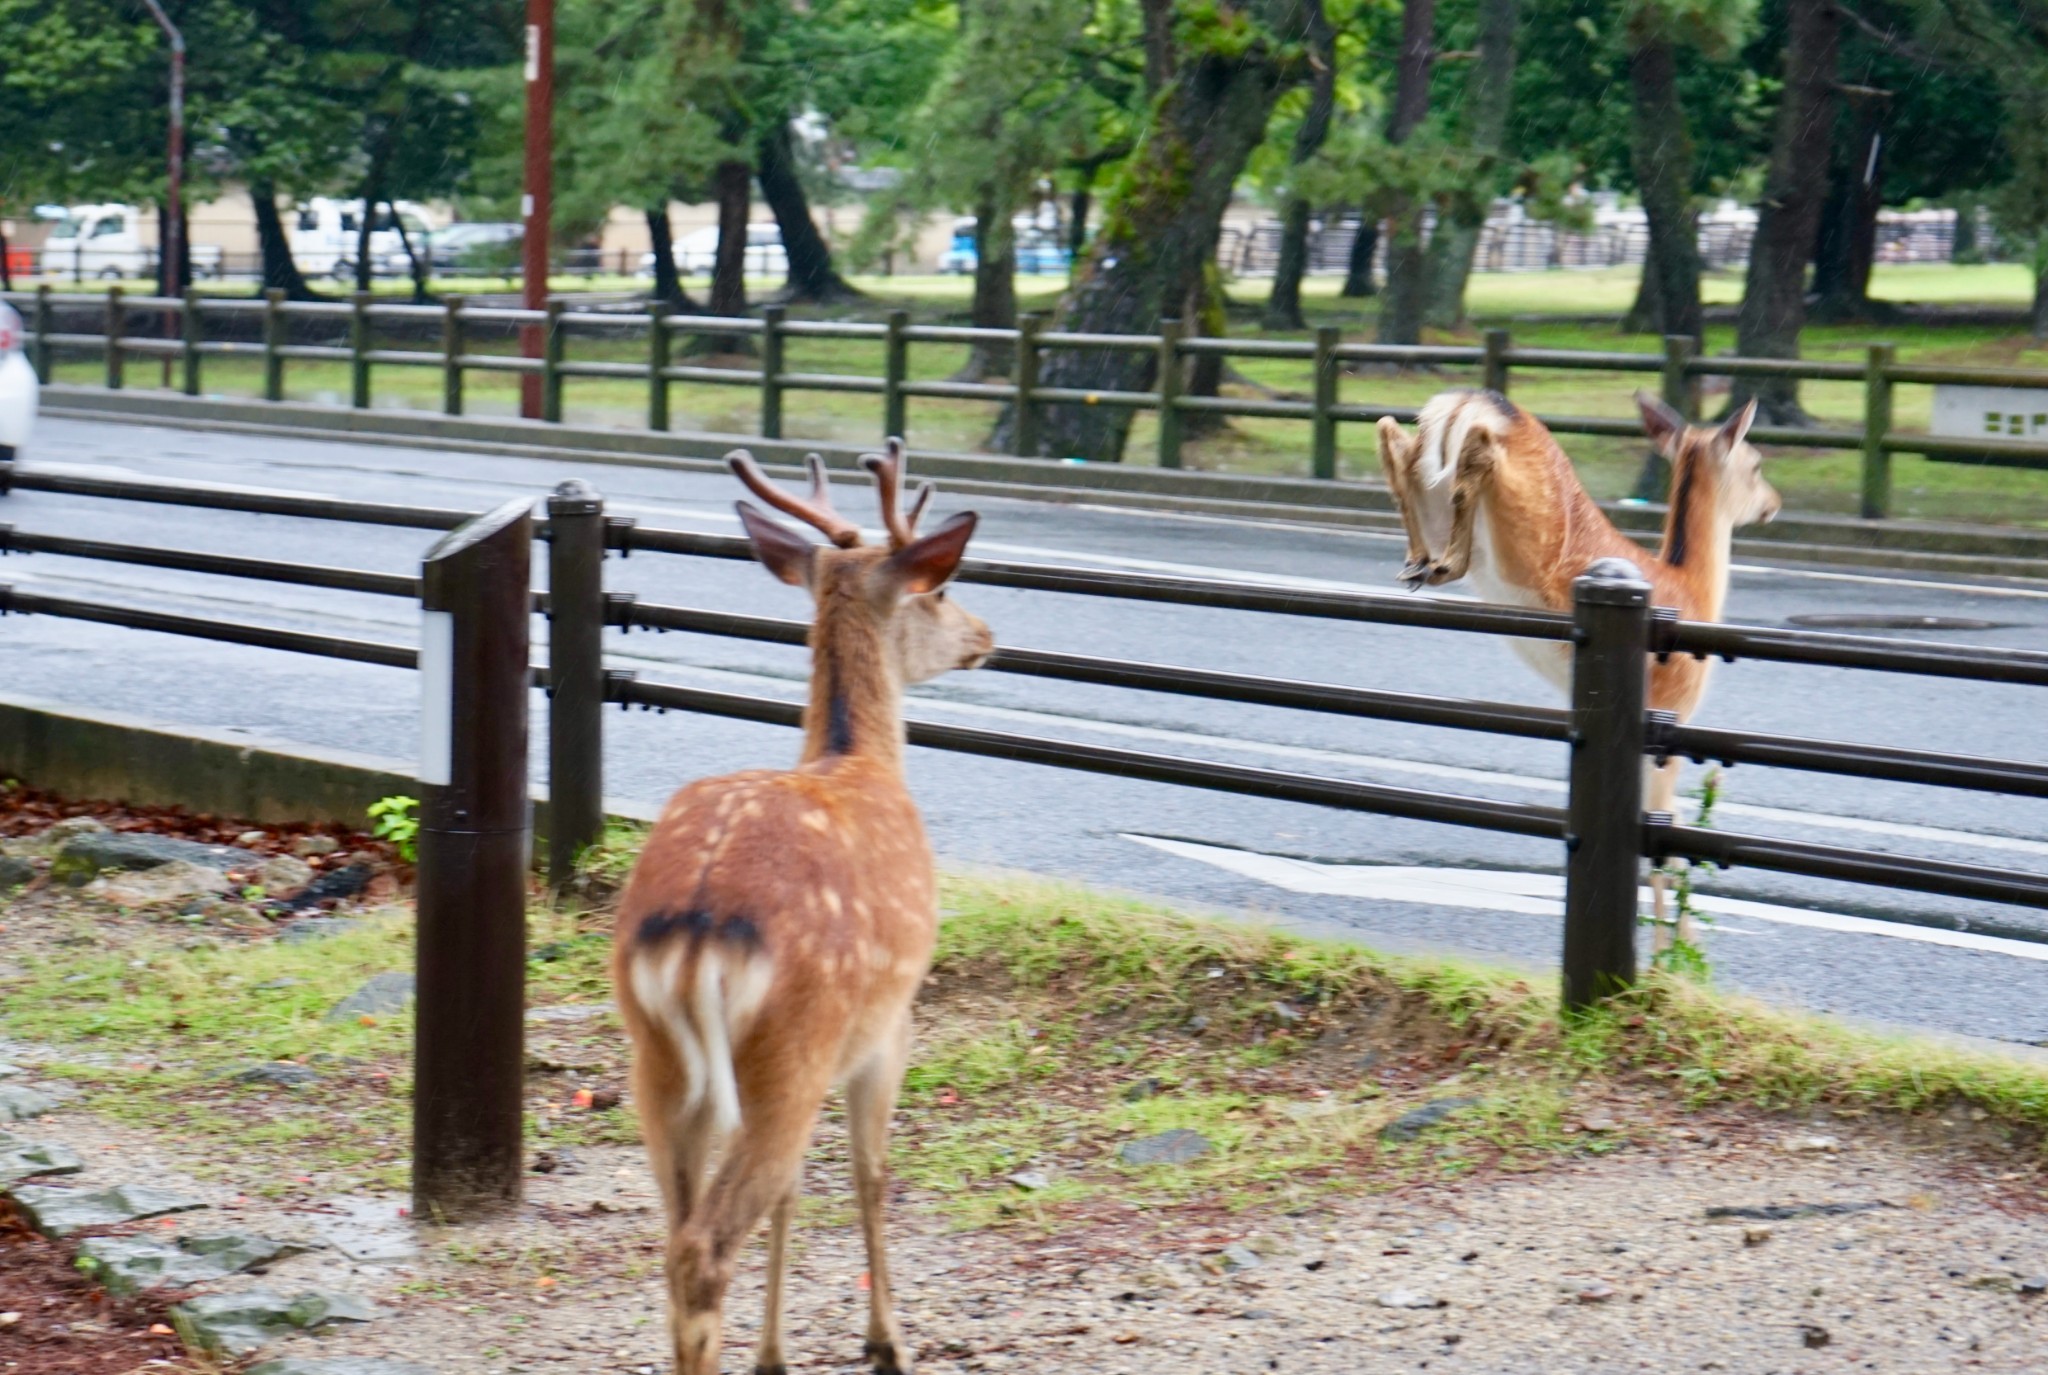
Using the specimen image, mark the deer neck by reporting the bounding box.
[800,607,906,772]
[1658,454,1733,620]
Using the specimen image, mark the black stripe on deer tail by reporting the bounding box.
[1666,449,1698,568]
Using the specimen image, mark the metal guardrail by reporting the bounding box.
[4,460,2047,1012]
[12,284,2048,519]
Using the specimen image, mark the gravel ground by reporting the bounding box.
[8,1093,2044,1375]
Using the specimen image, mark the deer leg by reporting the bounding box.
[752,1172,802,1375]
[631,1037,713,1231]
[1427,428,1497,586]
[1376,418,1435,588]
[846,1014,915,1375]
[1646,758,1686,949]
[668,1074,829,1375]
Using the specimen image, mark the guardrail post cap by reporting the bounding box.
[1572,556,1651,606]
[548,478,602,514]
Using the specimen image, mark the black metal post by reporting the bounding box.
[414,498,533,1221]
[1562,557,1650,1011]
[546,480,605,890]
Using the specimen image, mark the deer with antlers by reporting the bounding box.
[1376,390,1780,947]
[612,439,991,1375]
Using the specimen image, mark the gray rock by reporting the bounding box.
[232,1062,322,1088]
[77,1231,307,1295]
[1704,1202,1890,1222]
[256,855,316,896]
[291,834,342,858]
[10,1182,207,1236]
[52,832,258,884]
[249,1360,433,1375]
[1381,1097,1480,1142]
[90,860,233,908]
[325,972,415,1021]
[2020,1275,2047,1296]
[300,864,373,904]
[43,817,108,843]
[0,1137,83,1185]
[281,917,362,945]
[1006,1170,1051,1192]
[1119,1128,1212,1167]
[171,1288,379,1357]
[235,830,272,849]
[250,1362,433,1375]
[1123,1078,1163,1102]
[1377,1288,1446,1309]
[0,855,33,888]
[0,1086,56,1122]
[1219,1243,1262,1272]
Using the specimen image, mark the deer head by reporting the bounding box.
[1637,392,1782,528]
[729,439,993,683]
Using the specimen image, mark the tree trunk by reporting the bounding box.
[989,1,1307,461]
[1623,255,1663,335]
[961,187,1017,379]
[353,160,384,295]
[1263,0,1337,331]
[252,183,319,300]
[0,220,11,292]
[1341,215,1378,296]
[156,198,191,299]
[1377,0,1436,344]
[711,158,751,319]
[1810,93,1888,323]
[644,207,699,310]
[756,119,860,303]
[1069,177,1092,262]
[1625,35,1703,344]
[1731,0,1841,423]
[388,200,429,304]
[2032,255,2048,340]
[1422,0,1517,328]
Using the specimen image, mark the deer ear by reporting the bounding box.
[736,501,814,587]
[1716,398,1759,453]
[884,511,978,596]
[1636,391,1686,454]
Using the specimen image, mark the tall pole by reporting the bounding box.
[520,0,554,419]
[138,0,185,299]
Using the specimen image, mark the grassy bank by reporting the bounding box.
[4,862,2044,1225]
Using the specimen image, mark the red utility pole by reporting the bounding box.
[520,0,554,419]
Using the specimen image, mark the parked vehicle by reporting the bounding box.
[940,217,1073,275]
[289,198,436,279]
[0,303,38,460]
[379,222,523,277]
[36,204,223,281]
[638,223,787,278]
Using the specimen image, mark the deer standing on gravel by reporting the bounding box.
[612,440,992,1375]
[1376,390,1780,947]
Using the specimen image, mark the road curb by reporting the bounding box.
[39,387,2048,580]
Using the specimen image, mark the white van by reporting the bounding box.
[37,204,223,281]
[289,198,437,279]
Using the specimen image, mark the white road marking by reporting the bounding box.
[1124,835,2048,963]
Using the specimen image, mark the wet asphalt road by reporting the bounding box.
[7,416,2048,1047]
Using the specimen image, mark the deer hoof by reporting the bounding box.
[864,1339,909,1375]
[1398,558,1432,589]
[1424,562,1461,587]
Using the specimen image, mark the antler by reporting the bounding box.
[862,436,935,551]
[726,449,863,549]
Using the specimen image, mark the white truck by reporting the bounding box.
[288,198,437,279]
[37,204,223,282]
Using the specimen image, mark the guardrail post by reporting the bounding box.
[1562,557,1650,1012]
[105,287,124,391]
[350,291,371,409]
[542,298,565,423]
[1155,316,1184,469]
[1861,343,1895,520]
[1482,328,1510,396]
[546,479,606,892]
[181,287,202,397]
[647,304,670,432]
[1012,312,1043,457]
[32,285,52,383]
[262,289,285,402]
[415,497,533,1222]
[883,308,909,442]
[443,295,465,416]
[760,304,785,440]
[1661,334,1696,420]
[1312,325,1340,480]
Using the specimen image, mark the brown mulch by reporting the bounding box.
[0,783,392,862]
[0,1200,206,1374]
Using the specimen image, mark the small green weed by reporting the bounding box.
[368,795,421,863]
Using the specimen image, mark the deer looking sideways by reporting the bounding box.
[611,440,992,1375]
[1376,390,1781,948]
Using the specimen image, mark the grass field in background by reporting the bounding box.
[30,262,2048,527]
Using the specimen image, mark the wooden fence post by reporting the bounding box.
[32,285,52,384]
[542,299,565,423]
[443,295,465,417]
[760,305,785,440]
[1312,325,1340,480]
[350,291,371,409]
[1861,343,1895,521]
[1483,328,1510,396]
[647,304,670,432]
[1155,317,1184,470]
[262,289,285,402]
[883,308,909,442]
[105,287,124,391]
[181,288,202,397]
[1012,313,1043,457]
